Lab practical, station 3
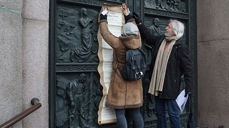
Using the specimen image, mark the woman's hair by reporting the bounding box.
[170,20,184,39]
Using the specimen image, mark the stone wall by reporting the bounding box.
[197,0,229,127]
[0,0,23,128]
[0,0,49,127]
[22,0,49,128]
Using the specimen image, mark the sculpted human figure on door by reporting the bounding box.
[149,18,162,36]
[79,8,93,51]
[67,73,89,128]
[70,8,94,62]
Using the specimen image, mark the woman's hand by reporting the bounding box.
[101,7,109,15]
[100,7,109,21]
[122,4,129,16]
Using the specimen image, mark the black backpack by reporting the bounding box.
[117,48,147,81]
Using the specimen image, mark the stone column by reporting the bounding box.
[0,1,23,128]
[198,0,229,127]
[22,0,49,128]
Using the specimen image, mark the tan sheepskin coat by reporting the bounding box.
[99,19,143,109]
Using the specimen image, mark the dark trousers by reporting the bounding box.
[115,108,144,128]
[155,96,181,128]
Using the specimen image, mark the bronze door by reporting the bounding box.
[49,0,197,127]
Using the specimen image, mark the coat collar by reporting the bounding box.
[119,34,141,49]
[174,39,182,46]
[119,34,139,41]
[162,35,182,46]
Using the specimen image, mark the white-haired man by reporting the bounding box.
[122,7,193,128]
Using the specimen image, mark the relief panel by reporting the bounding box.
[56,6,99,63]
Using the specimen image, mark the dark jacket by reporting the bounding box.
[138,23,193,99]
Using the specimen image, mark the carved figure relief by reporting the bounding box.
[144,0,186,12]
[144,0,156,8]
[157,0,169,10]
[70,8,94,62]
[149,18,162,36]
[56,7,98,63]
[55,73,102,128]
[177,0,186,12]
[56,9,74,62]
[67,73,89,128]
[80,8,93,51]
[166,0,186,12]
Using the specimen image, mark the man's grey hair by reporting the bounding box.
[170,20,184,39]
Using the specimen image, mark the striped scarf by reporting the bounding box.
[148,36,178,96]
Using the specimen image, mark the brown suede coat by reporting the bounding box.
[99,19,143,109]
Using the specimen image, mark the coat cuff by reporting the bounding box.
[124,14,135,23]
[99,19,108,24]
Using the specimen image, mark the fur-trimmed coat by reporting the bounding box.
[99,19,143,109]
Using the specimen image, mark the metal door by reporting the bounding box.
[49,0,197,127]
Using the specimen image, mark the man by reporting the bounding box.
[123,7,193,128]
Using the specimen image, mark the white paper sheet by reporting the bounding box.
[98,5,124,125]
[176,89,189,113]
[101,97,116,121]
[107,12,123,26]
[108,25,122,37]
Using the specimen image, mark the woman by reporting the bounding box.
[98,6,144,128]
